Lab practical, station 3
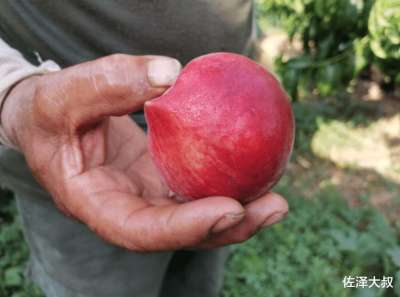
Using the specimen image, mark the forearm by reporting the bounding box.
[0,38,60,149]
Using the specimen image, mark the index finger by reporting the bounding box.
[64,166,246,251]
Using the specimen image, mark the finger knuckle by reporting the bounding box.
[32,76,66,127]
[233,229,257,244]
[105,53,129,65]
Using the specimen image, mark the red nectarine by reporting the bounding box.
[145,52,294,202]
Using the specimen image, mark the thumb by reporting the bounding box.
[35,54,181,129]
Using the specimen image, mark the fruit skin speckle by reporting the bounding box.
[145,52,295,202]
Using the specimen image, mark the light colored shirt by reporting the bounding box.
[0,38,60,148]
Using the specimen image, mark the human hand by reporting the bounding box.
[1,54,288,251]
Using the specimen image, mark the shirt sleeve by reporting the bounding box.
[0,38,61,149]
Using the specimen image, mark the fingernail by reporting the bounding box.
[147,58,181,87]
[212,212,245,234]
[262,212,288,227]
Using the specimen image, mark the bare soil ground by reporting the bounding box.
[288,88,399,221]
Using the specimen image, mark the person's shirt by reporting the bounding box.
[0,0,258,147]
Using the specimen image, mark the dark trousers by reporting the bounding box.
[0,148,228,297]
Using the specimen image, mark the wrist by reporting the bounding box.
[1,75,40,150]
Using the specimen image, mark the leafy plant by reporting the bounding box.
[368,0,400,85]
[369,0,400,60]
[258,0,400,100]
[0,191,44,297]
[223,180,400,297]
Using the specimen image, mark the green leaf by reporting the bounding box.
[286,56,314,69]
[314,0,325,17]
[4,267,23,287]
[368,0,400,60]
[329,229,358,252]
[387,247,400,267]
[395,271,400,296]
[354,37,371,75]
[317,63,342,96]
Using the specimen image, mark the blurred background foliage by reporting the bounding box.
[1,1,400,296]
[222,1,400,296]
[258,0,400,100]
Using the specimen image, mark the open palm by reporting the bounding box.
[8,54,288,251]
